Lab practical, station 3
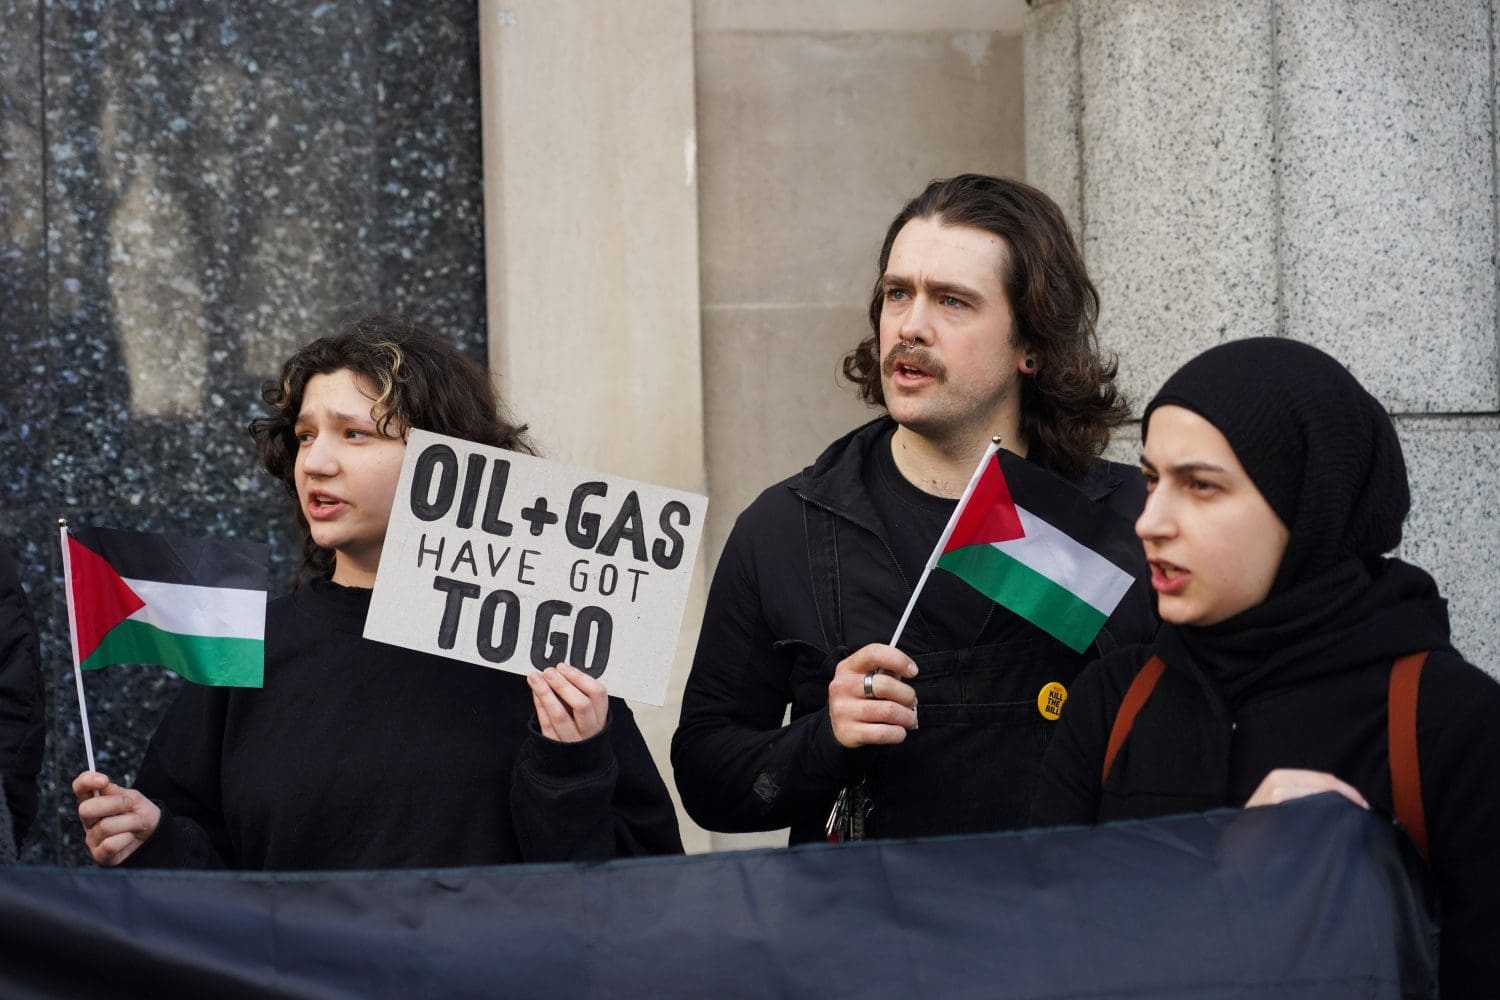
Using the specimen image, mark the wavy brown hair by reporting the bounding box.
[249,312,535,582]
[842,174,1128,478]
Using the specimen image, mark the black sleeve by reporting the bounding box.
[1029,650,1141,828]
[124,683,235,869]
[670,512,859,834]
[1417,654,1500,996]
[0,540,44,854]
[510,699,683,862]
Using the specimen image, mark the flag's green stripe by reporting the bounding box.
[938,544,1107,653]
[80,619,264,688]
[1007,507,1134,612]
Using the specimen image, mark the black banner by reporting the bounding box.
[0,796,1436,999]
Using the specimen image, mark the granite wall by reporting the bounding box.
[0,0,488,865]
[1026,0,1500,671]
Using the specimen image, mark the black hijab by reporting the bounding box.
[1108,338,1452,812]
[1142,338,1450,698]
[1144,337,1408,596]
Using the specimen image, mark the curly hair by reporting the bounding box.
[842,174,1128,479]
[249,312,535,582]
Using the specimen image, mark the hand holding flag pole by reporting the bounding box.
[58,519,99,773]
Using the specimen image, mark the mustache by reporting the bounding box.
[882,341,946,380]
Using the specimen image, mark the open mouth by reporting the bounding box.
[306,491,347,518]
[883,346,942,382]
[1149,559,1189,593]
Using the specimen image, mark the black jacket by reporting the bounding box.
[128,576,683,869]
[1032,640,1500,996]
[0,541,44,858]
[672,417,1154,844]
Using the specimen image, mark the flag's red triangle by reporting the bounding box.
[942,453,1024,554]
[67,536,145,662]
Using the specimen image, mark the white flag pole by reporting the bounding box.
[59,519,98,773]
[887,436,1003,649]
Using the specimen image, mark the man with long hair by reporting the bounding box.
[673,175,1155,844]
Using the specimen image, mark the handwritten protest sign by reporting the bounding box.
[365,430,706,705]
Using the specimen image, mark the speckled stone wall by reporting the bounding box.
[1026,0,1500,671]
[0,0,487,864]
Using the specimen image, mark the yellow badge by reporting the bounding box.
[1037,681,1068,721]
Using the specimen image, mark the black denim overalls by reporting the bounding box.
[788,500,1149,842]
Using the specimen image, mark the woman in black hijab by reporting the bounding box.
[1031,337,1500,995]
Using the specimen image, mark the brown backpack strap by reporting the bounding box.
[1102,656,1167,786]
[1388,651,1429,861]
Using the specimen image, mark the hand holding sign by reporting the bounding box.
[528,665,609,742]
[366,431,707,705]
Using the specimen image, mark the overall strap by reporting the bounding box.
[1101,656,1167,786]
[801,502,844,650]
[1388,651,1429,861]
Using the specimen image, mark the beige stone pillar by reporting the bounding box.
[478,0,711,849]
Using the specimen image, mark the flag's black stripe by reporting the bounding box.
[998,450,1146,576]
[69,525,268,590]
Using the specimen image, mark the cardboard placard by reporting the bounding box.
[365,430,706,705]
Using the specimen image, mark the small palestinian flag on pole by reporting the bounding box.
[60,522,267,769]
[63,523,267,684]
[832,439,1142,840]
[889,438,1138,653]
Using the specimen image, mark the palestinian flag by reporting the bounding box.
[935,450,1138,653]
[64,525,267,687]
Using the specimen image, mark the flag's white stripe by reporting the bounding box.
[123,578,266,641]
[993,507,1134,613]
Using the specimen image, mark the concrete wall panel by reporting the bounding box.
[1027,0,1500,671]
[1023,0,1082,231]
[1077,0,1278,412]
[695,25,1026,555]
[482,0,705,486]
[1278,0,1497,412]
[1396,417,1500,674]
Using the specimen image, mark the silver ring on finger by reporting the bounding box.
[863,672,877,699]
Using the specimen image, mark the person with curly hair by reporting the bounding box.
[73,313,682,869]
[673,176,1155,844]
